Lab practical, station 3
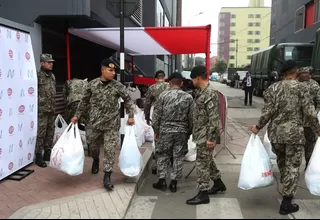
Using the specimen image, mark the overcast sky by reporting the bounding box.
[181,0,272,57]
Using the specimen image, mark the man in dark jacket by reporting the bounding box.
[242,71,254,106]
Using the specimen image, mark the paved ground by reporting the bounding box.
[124,82,320,219]
[2,142,152,219]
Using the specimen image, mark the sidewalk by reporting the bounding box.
[1,143,153,219]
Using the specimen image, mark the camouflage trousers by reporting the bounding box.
[157,132,188,181]
[35,112,55,154]
[304,127,317,167]
[272,143,303,197]
[196,143,221,191]
[86,126,119,172]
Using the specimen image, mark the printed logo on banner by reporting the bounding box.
[7,69,14,78]
[0,148,2,156]
[28,137,35,145]
[7,29,11,39]
[30,121,34,130]
[0,109,2,119]
[19,140,23,149]
[27,70,34,78]
[7,88,12,98]
[9,144,13,153]
[18,124,23,132]
[20,89,25,97]
[25,34,29,43]
[19,158,23,166]
[0,90,3,100]
[9,108,13,116]
[8,49,13,60]
[0,130,2,139]
[16,31,20,41]
[8,162,14,171]
[27,153,32,160]
[0,169,3,178]
[28,87,34,96]
[25,52,30,61]
[18,105,25,115]
[29,104,34,113]
[0,69,2,79]
[8,126,14,136]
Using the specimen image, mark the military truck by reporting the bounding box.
[311,28,320,83]
[250,43,313,97]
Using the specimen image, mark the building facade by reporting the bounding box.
[217,7,271,68]
[270,0,320,45]
[0,0,181,82]
[249,0,265,7]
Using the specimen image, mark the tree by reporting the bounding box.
[215,59,228,75]
[194,57,205,66]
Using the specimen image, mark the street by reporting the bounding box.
[124,82,320,219]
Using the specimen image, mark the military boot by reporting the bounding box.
[103,172,114,191]
[169,180,177,193]
[153,179,167,191]
[35,153,47,168]
[209,178,227,195]
[186,191,210,205]
[43,149,51,162]
[91,158,99,174]
[279,196,299,215]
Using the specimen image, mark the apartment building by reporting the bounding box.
[217,6,271,67]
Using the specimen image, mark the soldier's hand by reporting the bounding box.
[251,125,259,134]
[127,117,135,125]
[71,116,78,124]
[207,141,216,150]
[146,119,151,126]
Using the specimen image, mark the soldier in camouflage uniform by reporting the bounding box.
[72,59,135,191]
[63,78,88,123]
[251,60,320,215]
[297,66,320,170]
[152,72,193,193]
[35,54,56,168]
[186,66,227,205]
[144,70,170,174]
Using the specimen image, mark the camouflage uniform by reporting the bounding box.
[63,78,88,123]
[193,84,221,191]
[36,54,56,155]
[257,79,320,197]
[152,88,193,181]
[75,78,134,172]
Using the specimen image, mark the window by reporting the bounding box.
[229,64,235,68]
[247,39,253,43]
[156,0,164,26]
[231,31,236,35]
[220,13,225,19]
[231,22,236,27]
[164,15,169,27]
[230,55,235,59]
[220,30,225,35]
[255,31,260,35]
[247,47,253,51]
[254,47,260,51]
[283,46,313,62]
[230,39,235,43]
[255,22,261,26]
[255,14,261,18]
[230,47,235,51]
[231,14,236,18]
[295,6,305,32]
[247,55,252,60]
[254,39,260,43]
[219,22,225,27]
[248,31,253,35]
[248,22,253,26]
[248,14,254,18]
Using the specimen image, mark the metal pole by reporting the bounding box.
[235,39,238,68]
[120,0,125,146]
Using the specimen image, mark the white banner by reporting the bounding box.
[0,25,37,180]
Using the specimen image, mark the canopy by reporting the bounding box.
[68,25,211,56]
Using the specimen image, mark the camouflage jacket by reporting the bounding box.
[144,81,170,120]
[63,79,88,105]
[192,84,220,144]
[152,88,193,135]
[37,69,56,113]
[302,79,320,127]
[257,79,320,145]
[75,78,135,131]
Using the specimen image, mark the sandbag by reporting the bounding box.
[119,126,142,177]
[238,134,274,190]
[305,138,320,196]
[263,131,277,160]
[50,123,85,176]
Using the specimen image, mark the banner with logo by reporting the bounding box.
[0,25,37,180]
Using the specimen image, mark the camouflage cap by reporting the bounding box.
[40,53,55,62]
[298,66,313,74]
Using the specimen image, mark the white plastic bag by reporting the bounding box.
[53,114,68,145]
[263,131,277,160]
[305,138,320,196]
[152,140,155,153]
[49,123,85,176]
[119,126,142,177]
[145,125,154,142]
[184,135,196,162]
[318,112,320,122]
[238,134,274,190]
